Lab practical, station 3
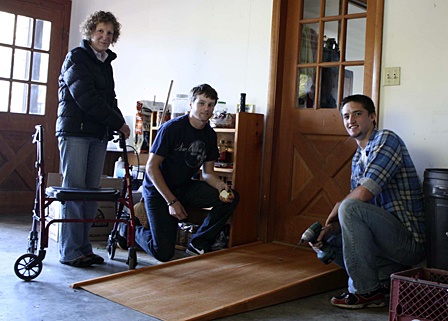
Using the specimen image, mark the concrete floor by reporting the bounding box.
[1,214,389,321]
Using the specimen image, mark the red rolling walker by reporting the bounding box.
[14,125,138,281]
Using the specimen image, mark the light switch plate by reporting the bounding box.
[384,67,401,86]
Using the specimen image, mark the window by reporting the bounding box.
[297,0,366,109]
[0,11,51,115]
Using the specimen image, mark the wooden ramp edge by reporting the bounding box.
[73,242,348,321]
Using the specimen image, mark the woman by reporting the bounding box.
[56,11,130,267]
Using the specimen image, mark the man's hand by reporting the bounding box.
[219,187,235,203]
[310,221,341,250]
[168,201,188,220]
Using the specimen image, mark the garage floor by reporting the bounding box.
[1,214,389,321]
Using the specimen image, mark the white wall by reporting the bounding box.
[381,0,448,178]
[70,0,448,180]
[70,0,273,116]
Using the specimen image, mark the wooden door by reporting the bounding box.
[0,0,71,214]
[262,0,384,245]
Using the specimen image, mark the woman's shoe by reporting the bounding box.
[86,253,104,264]
[60,256,93,268]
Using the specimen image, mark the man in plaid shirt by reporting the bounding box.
[310,94,425,309]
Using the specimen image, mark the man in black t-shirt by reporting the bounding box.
[133,84,239,261]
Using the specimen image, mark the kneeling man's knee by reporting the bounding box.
[338,198,362,222]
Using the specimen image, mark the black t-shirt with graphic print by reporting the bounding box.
[142,114,219,195]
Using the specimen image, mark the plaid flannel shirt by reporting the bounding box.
[351,129,426,243]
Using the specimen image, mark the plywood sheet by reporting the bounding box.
[73,242,347,321]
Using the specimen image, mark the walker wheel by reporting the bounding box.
[14,253,42,281]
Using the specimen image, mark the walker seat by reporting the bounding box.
[45,186,121,202]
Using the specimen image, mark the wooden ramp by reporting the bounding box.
[72,242,347,321]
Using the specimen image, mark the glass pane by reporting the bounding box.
[346,18,366,61]
[325,0,343,16]
[0,11,15,45]
[297,67,316,109]
[303,0,320,19]
[344,66,364,97]
[348,0,367,14]
[319,66,339,108]
[10,82,28,114]
[34,19,51,51]
[322,21,341,62]
[0,46,12,77]
[300,23,319,64]
[30,84,46,115]
[0,80,10,112]
[13,49,31,80]
[32,52,49,82]
[16,15,33,48]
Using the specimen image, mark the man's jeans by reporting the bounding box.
[327,198,425,294]
[58,136,108,262]
[135,180,240,262]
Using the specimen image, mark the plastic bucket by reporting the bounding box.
[423,168,448,270]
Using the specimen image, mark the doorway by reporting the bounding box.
[0,0,71,214]
[261,0,384,244]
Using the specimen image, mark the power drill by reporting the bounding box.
[299,222,335,264]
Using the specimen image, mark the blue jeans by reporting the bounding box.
[57,136,108,262]
[327,198,425,294]
[135,180,240,262]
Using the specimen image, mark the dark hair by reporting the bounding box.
[189,84,219,104]
[80,11,121,44]
[340,94,377,127]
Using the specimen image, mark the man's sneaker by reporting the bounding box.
[381,283,391,299]
[186,243,205,256]
[117,221,128,250]
[330,289,386,309]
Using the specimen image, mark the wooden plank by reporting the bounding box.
[73,243,347,321]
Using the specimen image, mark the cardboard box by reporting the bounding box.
[46,173,63,242]
[46,173,123,241]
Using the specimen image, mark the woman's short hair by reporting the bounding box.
[80,11,121,44]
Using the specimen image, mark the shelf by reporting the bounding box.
[214,167,233,173]
[213,128,236,133]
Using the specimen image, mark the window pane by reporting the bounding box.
[30,84,46,115]
[303,0,320,19]
[13,49,31,80]
[322,21,341,63]
[344,66,364,97]
[297,67,316,109]
[10,82,28,114]
[16,15,33,48]
[0,80,10,112]
[348,1,367,14]
[346,18,366,61]
[0,46,12,77]
[32,52,49,82]
[319,66,339,108]
[325,0,343,16]
[300,23,319,64]
[0,11,15,45]
[34,19,51,51]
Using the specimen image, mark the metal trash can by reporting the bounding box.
[423,168,448,270]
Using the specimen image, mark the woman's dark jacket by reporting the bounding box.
[56,39,125,139]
